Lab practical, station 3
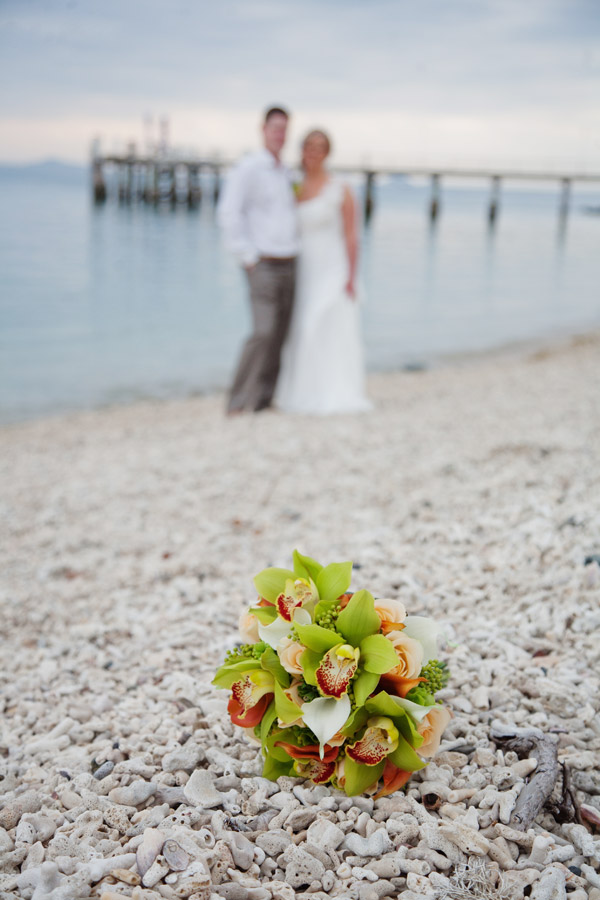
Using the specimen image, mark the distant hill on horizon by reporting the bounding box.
[0,159,86,183]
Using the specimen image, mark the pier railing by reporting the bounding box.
[91,152,600,224]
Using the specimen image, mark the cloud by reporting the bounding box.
[0,0,599,166]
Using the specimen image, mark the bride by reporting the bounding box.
[276,130,371,415]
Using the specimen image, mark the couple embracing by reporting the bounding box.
[219,106,370,416]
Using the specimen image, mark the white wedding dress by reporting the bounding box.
[276,178,371,415]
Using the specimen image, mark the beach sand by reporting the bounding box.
[1,333,599,896]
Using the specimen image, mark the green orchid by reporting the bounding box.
[295,590,399,700]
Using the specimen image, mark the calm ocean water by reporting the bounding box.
[1,167,599,423]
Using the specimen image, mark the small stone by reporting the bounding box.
[137,828,166,877]
[306,817,345,850]
[183,770,224,809]
[255,829,291,857]
[285,807,318,830]
[112,867,142,885]
[267,880,295,900]
[94,761,116,780]
[343,830,393,857]
[171,860,211,899]
[216,883,249,900]
[142,855,170,888]
[162,745,205,774]
[285,847,326,889]
[109,781,157,806]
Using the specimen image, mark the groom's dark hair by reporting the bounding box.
[264,106,289,123]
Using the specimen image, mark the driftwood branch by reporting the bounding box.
[490,725,559,831]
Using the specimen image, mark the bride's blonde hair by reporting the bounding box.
[302,129,332,154]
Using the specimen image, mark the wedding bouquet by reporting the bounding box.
[212,551,451,797]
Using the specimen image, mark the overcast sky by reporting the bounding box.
[1,0,599,170]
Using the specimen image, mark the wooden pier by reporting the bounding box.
[347,165,600,226]
[92,150,223,208]
[91,149,600,225]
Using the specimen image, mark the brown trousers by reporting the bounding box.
[228,259,296,412]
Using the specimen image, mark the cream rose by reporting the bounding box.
[417,706,452,758]
[385,630,424,679]
[238,610,260,643]
[374,598,407,628]
[278,637,305,675]
[285,679,304,707]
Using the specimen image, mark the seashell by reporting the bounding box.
[136,827,165,877]
[163,839,190,872]
[581,803,600,827]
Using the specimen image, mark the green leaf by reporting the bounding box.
[343,755,384,796]
[250,605,278,624]
[336,590,381,647]
[299,649,322,686]
[396,712,424,749]
[388,734,427,772]
[212,658,260,688]
[262,752,294,781]
[365,690,407,719]
[316,562,353,604]
[274,681,302,725]
[295,622,340,653]
[353,670,381,706]
[260,647,291,687]
[293,550,323,581]
[265,727,297,762]
[359,634,399,674]
[260,700,278,748]
[341,706,370,737]
[363,691,424,749]
[253,567,295,603]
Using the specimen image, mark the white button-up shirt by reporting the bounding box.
[218,149,299,267]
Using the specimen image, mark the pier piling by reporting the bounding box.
[488,176,501,226]
[559,177,571,223]
[429,174,441,222]
[364,172,375,223]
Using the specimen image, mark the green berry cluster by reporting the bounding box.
[315,602,342,630]
[405,660,449,706]
[420,659,449,693]
[297,682,320,702]
[224,641,267,664]
[288,724,318,746]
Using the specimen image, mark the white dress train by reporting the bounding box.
[276,178,371,415]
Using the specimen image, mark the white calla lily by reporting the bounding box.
[301,694,351,758]
[258,616,291,649]
[402,616,445,664]
[257,605,312,650]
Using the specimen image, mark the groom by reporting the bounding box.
[218,107,299,414]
